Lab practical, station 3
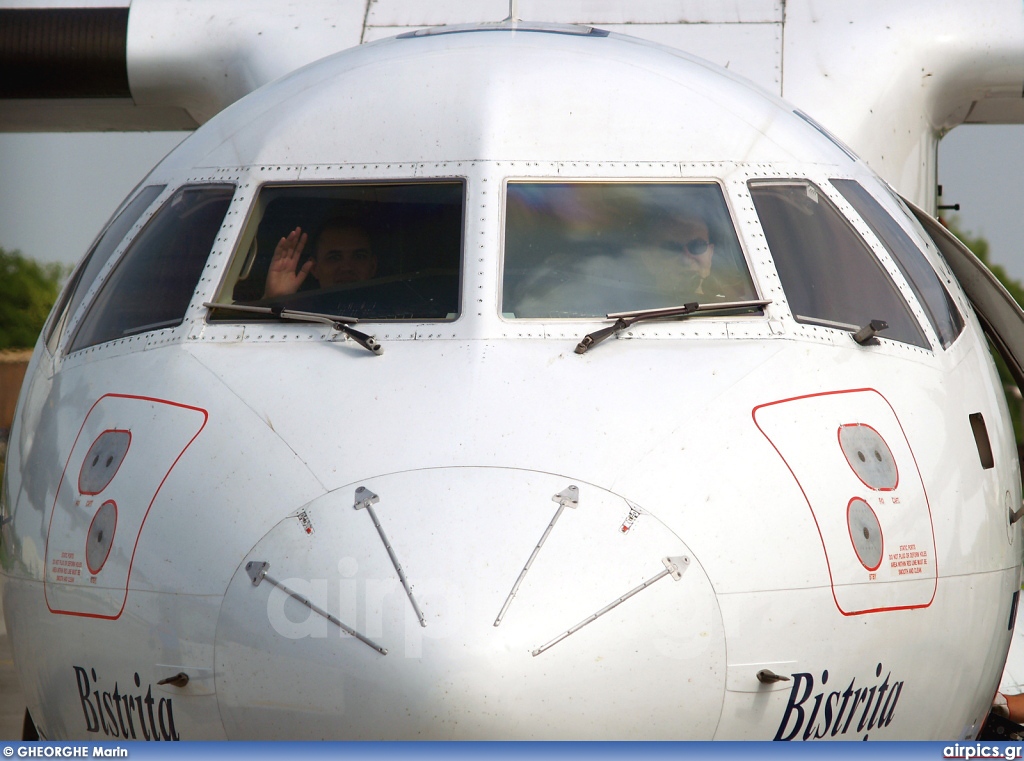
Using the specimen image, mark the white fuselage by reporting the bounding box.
[1,27,1020,741]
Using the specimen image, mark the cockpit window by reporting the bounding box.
[502,182,758,318]
[212,181,463,321]
[748,180,929,349]
[831,179,964,348]
[69,185,234,353]
[46,184,166,353]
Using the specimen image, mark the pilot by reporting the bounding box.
[637,214,716,297]
[262,221,377,299]
[509,212,722,317]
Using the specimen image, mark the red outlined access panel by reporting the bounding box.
[753,388,936,616]
[44,394,207,619]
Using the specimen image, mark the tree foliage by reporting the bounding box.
[946,216,1024,307]
[0,248,67,349]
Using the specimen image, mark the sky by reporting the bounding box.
[937,125,1024,280]
[0,123,1022,280]
[0,130,187,272]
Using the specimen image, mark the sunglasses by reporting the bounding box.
[657,238,710,256]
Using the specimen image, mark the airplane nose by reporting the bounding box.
[214,468,725,739]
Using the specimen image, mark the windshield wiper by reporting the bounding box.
[203,302,383,355]
[575,299,772,354]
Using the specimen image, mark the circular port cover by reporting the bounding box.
[78,430,131,495]
[839,424,897,490]
[86,500,117,575]
[847,497,883,571]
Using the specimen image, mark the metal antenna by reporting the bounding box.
[505,0,521,22]
[494,485,579,626]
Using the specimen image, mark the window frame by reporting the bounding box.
[498,177,763,322]
[830,178,964,350]
[66,183,236,354]
[747,178,932,350]
[45,184,167,356]
[209,177,468,324]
